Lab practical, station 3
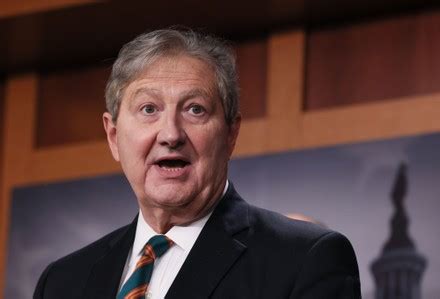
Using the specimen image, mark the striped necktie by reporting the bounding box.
[117,235,174,299]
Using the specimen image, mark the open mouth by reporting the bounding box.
[156,159,190,171]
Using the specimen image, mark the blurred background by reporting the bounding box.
[1,1,440,298]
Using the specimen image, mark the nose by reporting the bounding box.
[157,110,186,149]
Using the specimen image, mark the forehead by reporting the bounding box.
[133,54,217,88]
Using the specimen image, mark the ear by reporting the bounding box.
[103,112,120,161]
[227,113,241,157]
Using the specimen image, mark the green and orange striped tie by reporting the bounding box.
[117,235,174,299]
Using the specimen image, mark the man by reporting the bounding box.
[34,28,361,298]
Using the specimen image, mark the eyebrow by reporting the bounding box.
[180,88,212,101]
[132,87,160,100]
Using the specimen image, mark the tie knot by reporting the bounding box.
[142,235,174,260]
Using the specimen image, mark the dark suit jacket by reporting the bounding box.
[34,184,361,298]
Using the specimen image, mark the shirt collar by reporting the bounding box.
[131,180,229,257]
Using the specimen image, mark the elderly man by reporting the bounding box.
[34,29,361,299]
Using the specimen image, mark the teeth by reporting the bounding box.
[160,166,184,171]
[157,159,188,169]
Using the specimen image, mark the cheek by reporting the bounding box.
[193,129,230,167]
[117,128,156,165]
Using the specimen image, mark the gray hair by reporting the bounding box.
[105,28,239,125]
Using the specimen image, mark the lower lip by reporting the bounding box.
[153,164,191,178]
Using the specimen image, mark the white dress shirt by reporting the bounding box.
[119,181,228,299]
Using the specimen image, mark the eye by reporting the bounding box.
[188,104,205,116]
[141,104,158,115]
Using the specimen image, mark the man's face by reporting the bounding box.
[103,55,240,219]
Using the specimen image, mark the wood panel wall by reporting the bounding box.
[37,65,110,147]
[306,9,440,110]
[0,0,98,19]
[0,81,4,160]
[236,39,268,119]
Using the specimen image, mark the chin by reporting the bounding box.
[145,189,194,208]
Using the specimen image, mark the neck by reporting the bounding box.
[139,183,226,234]
[139,202,215,234]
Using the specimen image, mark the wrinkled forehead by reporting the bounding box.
[140,54,214,78]
[126,54,220,97]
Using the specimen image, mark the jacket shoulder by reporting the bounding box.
[248,204,360,293]
[246,204,357,268]
[249,204,333,243]
[34,223,133,299]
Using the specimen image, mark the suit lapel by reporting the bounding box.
[83,217,137,299]
[166,185,250,299]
